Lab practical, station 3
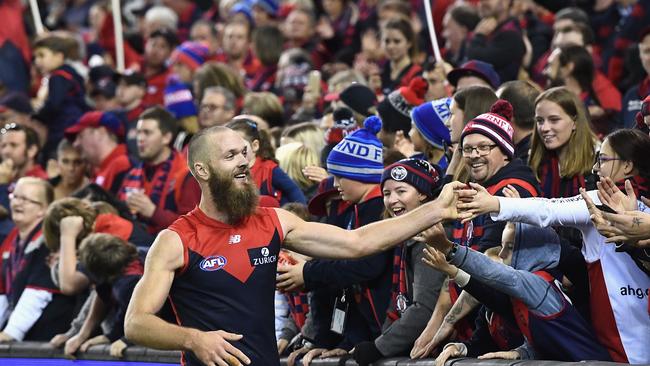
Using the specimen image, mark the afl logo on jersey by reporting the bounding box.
[200,256,227,271]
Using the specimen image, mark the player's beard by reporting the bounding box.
[207,165,259,225]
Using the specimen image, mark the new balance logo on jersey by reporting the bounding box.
[229,235,241,244]
[200,256,227,271]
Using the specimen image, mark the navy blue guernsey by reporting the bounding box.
[167,206,284,366]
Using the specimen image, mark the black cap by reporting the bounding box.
[338,83,377,117]
[115,70,147,87]
[150,28,179,48]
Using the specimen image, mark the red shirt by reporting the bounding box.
[24,165,48,180]
[94,144,131,194]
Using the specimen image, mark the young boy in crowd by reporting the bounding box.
[32,35,88,161]
[65,233,143,358]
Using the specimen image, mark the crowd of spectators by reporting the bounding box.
[0,0,648,364]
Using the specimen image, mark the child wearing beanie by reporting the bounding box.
[411,98,452,171]
[279,116,392,360]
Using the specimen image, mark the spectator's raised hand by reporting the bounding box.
[422,246,458,277]
[126,191,156,218]
[601,210,650,245]
[596,178,637,213]
[456,182,499,222]
[276,258,306,292]
[0,158,15,184]
[60,216,85,240]
[502,184,520,198]
[474,17,498,36]
[302,166,328,183]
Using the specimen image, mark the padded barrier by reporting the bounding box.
[0,342,629,366]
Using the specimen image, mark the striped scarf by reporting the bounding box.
[118,151,175,206]
[386,243,407,322]
[616,175,650,199]
[538,153,596,198]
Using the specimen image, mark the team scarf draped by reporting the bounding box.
[615,175,650,199]
[118,151,176,207]
[538,152,596,198]
[386,242,407,322]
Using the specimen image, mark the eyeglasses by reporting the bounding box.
[9,193,43,206]
[199,103,226,113]
[595,152,623,169]
[462,144,498,157]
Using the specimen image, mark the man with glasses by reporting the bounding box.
[199,87,236,129]
[453,100,540,252]
[0,177,75,342]
[0,124,49,218]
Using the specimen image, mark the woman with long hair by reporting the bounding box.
[379,17,421,96]
[529,87,597,198]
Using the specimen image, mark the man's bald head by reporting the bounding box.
[188,126,234,177]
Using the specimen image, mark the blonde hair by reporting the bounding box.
[277,143,320,190]
[242,92,284,127]
[282,122,325,157]
[529,87,596,179]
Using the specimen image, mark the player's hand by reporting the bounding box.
[434,181,468,220]
[110,339,128,358]
[50,332,71,348]
[456,182,499,223]
[189,329,250,366]
[80,335,109,352]
[60,216,85,239]
[276,259,306,292]
[126,192,156,218]
[435,344,463,366]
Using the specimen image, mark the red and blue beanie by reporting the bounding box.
[164,78,197,119]
[461,99,515,158]
[381,158,442,198]
[411,97,452,149]
[327,116,384,183]
[325,107,360,145]
[169,41,209,71]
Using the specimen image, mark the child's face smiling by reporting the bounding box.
[34,47,65,74]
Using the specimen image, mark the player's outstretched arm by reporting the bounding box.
[124,230,251,366]
[279,182,465,259]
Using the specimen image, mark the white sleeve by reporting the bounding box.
[2,288,52,341]
[490,192,599,229]
[0,294,8,328]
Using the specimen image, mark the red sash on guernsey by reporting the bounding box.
[251,157,282,203]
